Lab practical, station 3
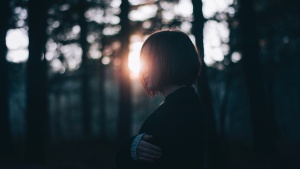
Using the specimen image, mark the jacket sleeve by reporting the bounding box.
[151,113,204,169]
[153,129,204,169]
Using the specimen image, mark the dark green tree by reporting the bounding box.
[26,0,50,164]
[99,37,106,138]
[117,0,132,141]
[79,0,92,136]
[238,0,278,165]
[0,0,13,164]
[191,1,224,168]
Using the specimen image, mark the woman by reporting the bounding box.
[116,30,205,169]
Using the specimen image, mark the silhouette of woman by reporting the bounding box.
[116,30,205,169]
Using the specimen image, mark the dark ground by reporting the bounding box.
[1,139,299,169]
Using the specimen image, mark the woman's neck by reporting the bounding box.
[161,85,185,97]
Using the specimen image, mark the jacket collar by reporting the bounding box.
[164,86,196,103]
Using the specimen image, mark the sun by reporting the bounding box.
[128,35,143,79]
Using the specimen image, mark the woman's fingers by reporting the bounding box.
[136,134,162,162]
[140,139,162,153]
[138,144,162,156]
[143,134,153,141]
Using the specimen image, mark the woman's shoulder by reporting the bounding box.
[138,101,167,132]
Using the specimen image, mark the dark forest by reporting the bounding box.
[0,0,300,168]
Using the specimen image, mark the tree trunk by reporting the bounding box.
[99,61,106,138]
[26,0,50,164]
[238,0,278,163]
[191,1,221,168]
[79,0,92,136]
[99,33,106,138]
[0,0,13,164]
[117,0,132,142]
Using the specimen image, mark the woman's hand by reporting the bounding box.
[137,134,162,162]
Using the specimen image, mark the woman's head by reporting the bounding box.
[140,30,202,96]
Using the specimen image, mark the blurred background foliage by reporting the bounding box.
[0,0,300,168]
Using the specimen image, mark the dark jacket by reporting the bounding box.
[116,86,205,169]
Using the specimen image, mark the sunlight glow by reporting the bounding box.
[129,0,140,5]
[16,20,25,27]
[174,0,193,17]
[89,43,102,59]
[188,35,196,45]
[159,1,173,10]
[60,4,71,11]
[162,11,175,22]
[202,0,234,19]
[6,28,29,63]
[14,7,22,14]
[6,49,29,63]
[72,25,81,34]
[90,50,102,59]
[227,7,236,16]
[129,0,151,6]
[45,51,55,61]
[85,7,104,23]
[142,21,152,29]
[103,26,121,36]
[52,21,60,28]
[112,41,121,50]
[6,28,29,50]
[85,4,120,26]
[113,58,121,66]
[202,0,237,67]
[128,35,143,79]
[60,43,82,71]
[203,20,229,65]
[110,16,121,24]
[181,21,192,33]
[204,53,215,66]
[129,4,158,21]
[15,7,27,20]
[64,29,80,41]
[87,33,97,43]
[160,0,193,23]
[102,56,111,65]
[110,0,122,8]
[50,59,62,72]
[231,52,242,63]
[45,39,59,61]
[222,44,230,55]
[159,1,175,22]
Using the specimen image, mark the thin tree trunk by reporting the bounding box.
[99,33,106,138]
[99,62,106,138]
[117,0,132,142]
[238,0,278,162]
[218,70,232,169]
[0,0,13,164]
[26,0,50,164]
[79,0,91,136]
[191,1,220,168]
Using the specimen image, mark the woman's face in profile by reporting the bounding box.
[140,59,156,90]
